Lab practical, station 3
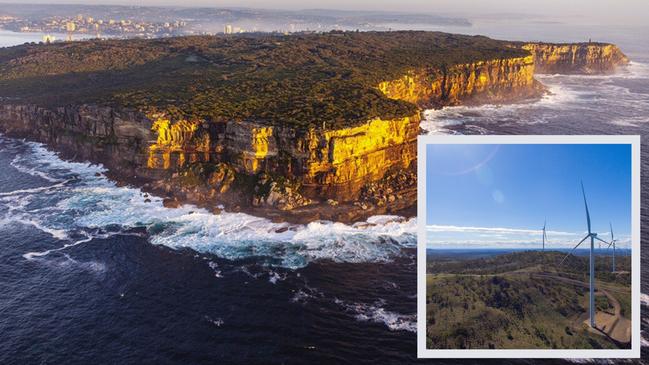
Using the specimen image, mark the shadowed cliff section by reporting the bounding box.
[0,31,629,223]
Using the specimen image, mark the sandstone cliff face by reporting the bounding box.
[144,114,419,201]
[378,55,541,107]
[0,104,154,176]
[0,42,629,221]
[522,43,629,74]
[0,103,418,203]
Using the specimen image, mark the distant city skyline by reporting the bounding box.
[425,144,632,249]
[1,0,648,26]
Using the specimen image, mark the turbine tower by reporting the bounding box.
[560,182,609,328]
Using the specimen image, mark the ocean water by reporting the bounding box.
[0,24,648,364]
[421,23,649,362]
[0,29,95,48]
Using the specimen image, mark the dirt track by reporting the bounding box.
[531,273,631,344]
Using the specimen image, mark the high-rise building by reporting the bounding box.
[66,21,76,42]
[224,24,233,34]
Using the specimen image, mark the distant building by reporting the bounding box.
[66,22,76,32]
[224,24,233,34]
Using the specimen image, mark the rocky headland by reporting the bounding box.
[0,32,628,223]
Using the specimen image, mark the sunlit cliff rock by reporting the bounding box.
[0,39,629,222]
[522,43,629,74]
[378,55,541,107]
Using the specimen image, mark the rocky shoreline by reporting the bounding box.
[0,37,629,224]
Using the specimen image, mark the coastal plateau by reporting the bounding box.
[0,31,628,223]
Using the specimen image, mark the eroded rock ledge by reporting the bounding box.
[0,38,628,223]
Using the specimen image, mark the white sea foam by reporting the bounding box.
[268,270,287,284]
[290,284,324,304]
[420,82,578,135]
[10,155,62,182]
[46,253,108,274]
[422,60,649,136]
[0,179,71,197]
[1,137,416,269]
[611,116,649,128]
[334,298,416,333]
[204,315,224,327]
[207,261,223,278]
[17,218,69,241]
[23,230,144,260]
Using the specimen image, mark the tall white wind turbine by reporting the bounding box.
[559,182,609,328]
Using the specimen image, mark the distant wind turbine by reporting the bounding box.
[559,182,609,328]
[542,219,547,252]
[606,222,617,272]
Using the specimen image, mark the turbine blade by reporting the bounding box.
[595,236,610,246]
[610,222,614,241]
[559,235,589,266]
[581,181,591,234]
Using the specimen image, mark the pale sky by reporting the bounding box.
[5,0,649,26]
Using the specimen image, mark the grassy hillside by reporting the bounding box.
[0,31,528,128]
[426,251,631,349]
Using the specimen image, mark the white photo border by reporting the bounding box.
[416,135,641,359]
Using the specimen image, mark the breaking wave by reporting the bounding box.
[421,61,649,135]
[0,137,416,269]
[335,298,417,332]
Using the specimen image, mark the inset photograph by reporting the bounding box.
[417,136,640,358]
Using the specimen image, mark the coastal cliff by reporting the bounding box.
[378,55,541,107]
[0,102,421,221]
[0,32,629,223]
[522,42,629,74]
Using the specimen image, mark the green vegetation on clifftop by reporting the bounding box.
[0,31,528,128]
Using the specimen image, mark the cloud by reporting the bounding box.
[426,224,631,249]
[426,224,574,236]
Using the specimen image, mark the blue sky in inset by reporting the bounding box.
[425,144,632,249]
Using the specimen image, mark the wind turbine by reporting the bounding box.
[606,222,617,272]
[542,219,547,252]
[559,182,609,328]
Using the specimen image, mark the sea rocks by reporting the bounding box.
[359,167,417,208]
[252,175,312,211]
[162,197,181,208]
[206,163,235,193]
